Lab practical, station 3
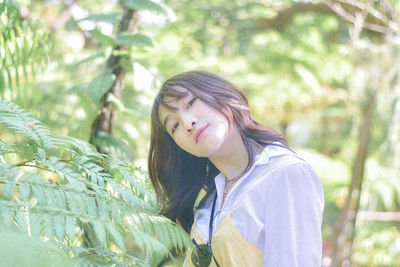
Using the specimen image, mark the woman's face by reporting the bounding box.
[158,89,231,158]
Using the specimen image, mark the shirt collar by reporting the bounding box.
[214,143,293,185]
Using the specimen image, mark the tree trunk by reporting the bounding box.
[89,9,140,153]
[330,94,376,267]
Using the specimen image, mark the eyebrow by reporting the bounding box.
[160,93,193,130]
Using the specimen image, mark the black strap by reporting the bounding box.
[208,192,221,267]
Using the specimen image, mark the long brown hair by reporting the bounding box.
[148,70,289,232]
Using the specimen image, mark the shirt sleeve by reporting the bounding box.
[262,162,324,267]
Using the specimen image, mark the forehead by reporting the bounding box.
[157,87,191,124]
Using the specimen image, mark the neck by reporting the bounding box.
[208,125,250,181]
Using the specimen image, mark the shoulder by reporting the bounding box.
[262,144,311,175]
[252,145,323,196]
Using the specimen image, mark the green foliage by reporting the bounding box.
[115,33,154,47]
[89,30,115,47]
[0,99,191,266]
[0,0,54,106]
[93,131,134,161]
[352,222,400,266]
[78,13,121,24]
[87,70,116,104]
[0,229,73,266]
[122,0,168,15]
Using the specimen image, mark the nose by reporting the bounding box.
[183,114,197,132]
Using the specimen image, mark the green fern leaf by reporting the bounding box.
[0,139,14,154]
[29,212,42,237]
[15,211,29,235]
[43,214,55,240]
[65,216,76,240]
[110,200,122,223]
[65,191,81,214]
[18,183,30,201]
[92,221,106,246]
[85,196,97,217]
[0,99,192,265]
[63,136,99,157]
[3,180,16,200]
[54,215,66,241]
[0,163,19,179]
[96,198,109,220]
[127,226,168,258]
[32,185,46,205]
[35,147,46,165]
[106,223,125,250]
[0,99,59,150]
[0,206,14,227]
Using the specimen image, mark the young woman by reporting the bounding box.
[148,70,324,266]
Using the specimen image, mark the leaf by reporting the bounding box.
[96,198,109,220]
[76,94,96,119]
[77,13,120,23]
[66,191,82,214]
[66,137,99,156]
[29,212,42,236]
[92,221,106,245]
[0,72,5,94]
[74,52,105,66]
[106,223,125,250]
[4,180,16,200]
[65,216,76,240]
[115,33,153,47]
[19,183,30,201]
[127,226,168,258]
[87,71,115,103]
[0,100,58,149]
[0,140,13,154]
[93,131,134,161]
[54,215,66,241]
[32,185,45,205]
[89,30,114,47]
[111,200,122,223]
[15,211,28,235]
[0,163,18,179]
[122,0,167,15]
[43,214,55,240]
[36,147,46,165]
[119,58,133,72]
[0,206,14,226]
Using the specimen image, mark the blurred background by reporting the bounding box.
[1,0,400,266]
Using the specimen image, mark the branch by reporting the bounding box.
[255,2,335,32]
[357,211,400,221]
[325,0,400,34]
[12,159,30,166]
[89,8,140,153]
[254,0,400,38]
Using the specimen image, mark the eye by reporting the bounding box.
[187,97,197,108]
[172,122,179,134]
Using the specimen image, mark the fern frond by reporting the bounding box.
[0,0,53,103]
[0,100,191,265]
[0,99,60,150]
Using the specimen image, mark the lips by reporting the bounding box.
[194,125,208,143]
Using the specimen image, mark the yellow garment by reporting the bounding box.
[183,211,263,267]
[183,158,281,267]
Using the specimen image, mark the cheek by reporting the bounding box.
[213,121,229,141]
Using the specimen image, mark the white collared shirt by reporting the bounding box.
[194,144,324,266]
